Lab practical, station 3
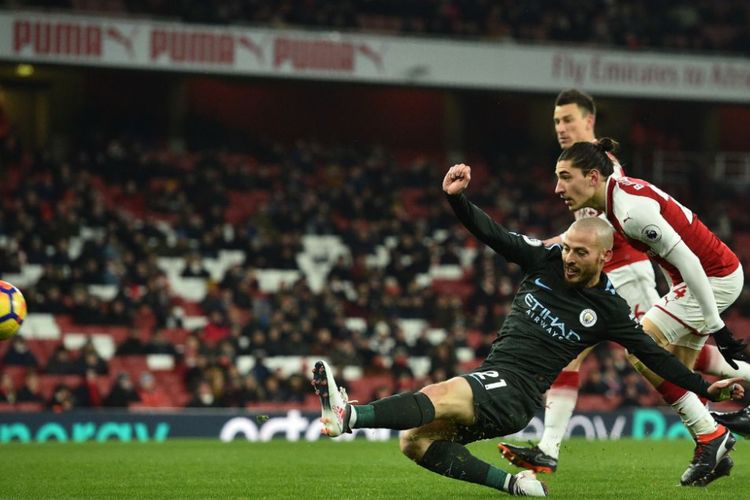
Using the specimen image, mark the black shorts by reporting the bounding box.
[453,368,535,445]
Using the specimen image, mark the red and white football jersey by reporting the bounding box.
[604,175,739,284]
[574,154,649,273]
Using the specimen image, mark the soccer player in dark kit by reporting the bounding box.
[311,163,744,497]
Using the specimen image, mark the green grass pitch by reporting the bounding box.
[2,437,748,498]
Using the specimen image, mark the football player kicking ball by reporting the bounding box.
[553,138,750,485]
[311,163,744,497]
[499,89,750,480]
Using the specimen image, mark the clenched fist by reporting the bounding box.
[443,164,472,195]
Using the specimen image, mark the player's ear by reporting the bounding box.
[601,248,613,264]
[589,168,600,186]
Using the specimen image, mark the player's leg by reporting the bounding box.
[695,344,750,380]
[401,419,547,496]
[536,351,587,461]
[636,302,736,486]
[498,347,590,473]
[313,360,548,496]
[627,321,715,437]
[312,359,441,436]
[347,375,475,432]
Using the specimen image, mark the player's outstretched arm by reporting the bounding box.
[443,164,547,270]
[610,316,741,402]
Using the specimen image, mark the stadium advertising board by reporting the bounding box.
[0,409,694,443]
[1,11,749,102]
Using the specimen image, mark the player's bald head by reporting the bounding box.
[560,217,613,287]
[566,217,613,251]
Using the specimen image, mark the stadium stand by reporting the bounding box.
[0,2,749,415]
[8,0,750,54]
[1,134,749,412]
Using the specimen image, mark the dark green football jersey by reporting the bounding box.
[447,192,712,409]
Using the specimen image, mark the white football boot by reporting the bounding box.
[508,470,548,497]
[311,360,351,437]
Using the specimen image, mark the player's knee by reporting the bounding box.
[419,378,472,421]
[399,429,430,461]
[419,382,446,402]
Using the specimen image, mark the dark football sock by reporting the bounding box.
[418,440,510,491]
[351,392,435,430]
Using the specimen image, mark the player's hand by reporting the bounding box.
[712,325,749,370]
[543,234,563,246]
[707,377,745,402]
[443,164,471,195]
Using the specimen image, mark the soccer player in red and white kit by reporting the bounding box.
[499,89,659,473]
[501,90,750,482]
[551,136,749,485]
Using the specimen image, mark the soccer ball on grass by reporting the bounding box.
[0,280,26,340]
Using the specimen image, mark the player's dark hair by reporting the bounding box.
[555,89,596,116]
[558,138,618,177]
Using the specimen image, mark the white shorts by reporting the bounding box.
[644,264,744,350]
[606,260,660,322]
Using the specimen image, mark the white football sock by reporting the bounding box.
[349,406,358,428]
[537,387,577,459]
[672,391,716,437]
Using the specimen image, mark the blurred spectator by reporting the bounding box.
[186,380,218,408]
[370,384,394,401]
[329,339,362,366]
[202,310,231,345]
[137,372,172,407]
[115,328,146,356]
[104,372,141,407]
[47,384,76,412]
[16,371,44,403]
[250,352,272,384]
[234,374,265,406]
[75,350,109,376]
[0,373,16,404]
[74,338,109,376]
[45,345,78,375]
[391,348,415,381]
[285,374,308,403]
[184,353,210,392]
[181,252,211,278]
[580,370,615,397]
[619,372,652,407]
[263,373,290,402]
[144,329,179,356]
[73,369,103,407]
[2,336,39,367]
[428,343,458,380]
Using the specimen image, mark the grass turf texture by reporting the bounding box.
[2,438,748,499]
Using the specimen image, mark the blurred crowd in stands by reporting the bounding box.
[1,132,749,412]
[4,0,749,55]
